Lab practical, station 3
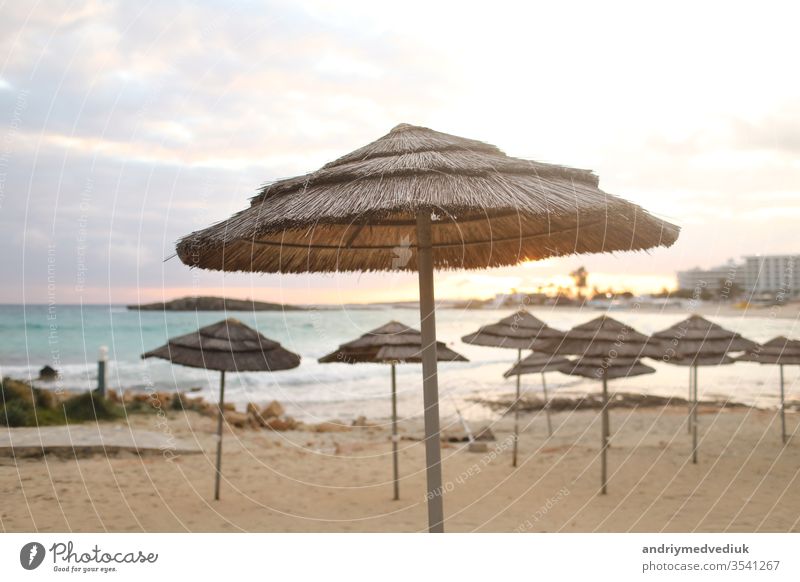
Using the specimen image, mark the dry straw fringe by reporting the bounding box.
[177,124,680,274]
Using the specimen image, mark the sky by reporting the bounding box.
[0,0,798,305]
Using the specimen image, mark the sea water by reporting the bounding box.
[0,304,796,423]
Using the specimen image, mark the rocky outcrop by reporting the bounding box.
[127,296,305,311]
[470,392,752,413]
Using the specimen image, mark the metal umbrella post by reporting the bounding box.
[416,210,444,533]
[780,364,786,445]
[601,376,609,495]
[214,370,226,501]
[688,366,693,434]
[541,372,553,437]
[513,348,522,467]
[692,366,699,464]
[391,363,400,500]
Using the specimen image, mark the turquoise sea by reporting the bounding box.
[0,304,796,422]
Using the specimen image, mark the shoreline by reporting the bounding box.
[5,301,800,319]
[3,304,798,425]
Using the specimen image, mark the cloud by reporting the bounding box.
[731,106,800,155]
[0,0,459,166]
[1,0,799,302]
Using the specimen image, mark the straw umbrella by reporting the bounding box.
[503,351,571,442]
[537,316,662,494]
[462,310,565,465]
[318,321,467,500]
[737,336,800,444]
[142,318,300,500]
[651,315,756,463]
[175,123,679,531]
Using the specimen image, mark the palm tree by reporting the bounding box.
[570,266,589,299]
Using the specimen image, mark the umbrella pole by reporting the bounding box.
[416,210,444,533]
[601,376,609,495]
[541,372,553,437]
[391,363,400,500]
[780,364,786,445]
[692,366,698,464]
[214,370,226,501]
[512,349,521,467]
[687,366,693,434]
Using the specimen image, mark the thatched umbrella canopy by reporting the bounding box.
[461,310,564,350]
[504,352,571,376]
[737,336,800,444]
[560,357,656,380]
[653,315,755,365]
[737,336,800,365]
[537,316,660,494]
[651,315,756,463]
[319,321,467,500]
[174,123,679,532]
[319,321,466,364]
[503,351,570,440]
[463,310,565,461]
[543,316,666,359]
[142,318,300,500]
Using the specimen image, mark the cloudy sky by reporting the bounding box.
[1,0,798,304]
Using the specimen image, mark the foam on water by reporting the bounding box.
[0,304,797,422]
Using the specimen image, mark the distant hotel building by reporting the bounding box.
[677,261,742,294]
[677,255,799,298]
[742,255,800,297]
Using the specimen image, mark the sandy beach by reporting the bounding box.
[2,404,797,533]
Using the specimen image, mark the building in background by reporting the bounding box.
[742,255,799,298]
[677,260,742,294]
[677,255,799,299]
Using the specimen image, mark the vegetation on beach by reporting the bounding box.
[0,378,306,432]
[0,377,122,427]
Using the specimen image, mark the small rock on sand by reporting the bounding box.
[224,411,250,428]
[261,400,284,419]
[265,416,297,431]
[311,421,351,433]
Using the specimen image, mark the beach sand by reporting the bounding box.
[1,405,798,532]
